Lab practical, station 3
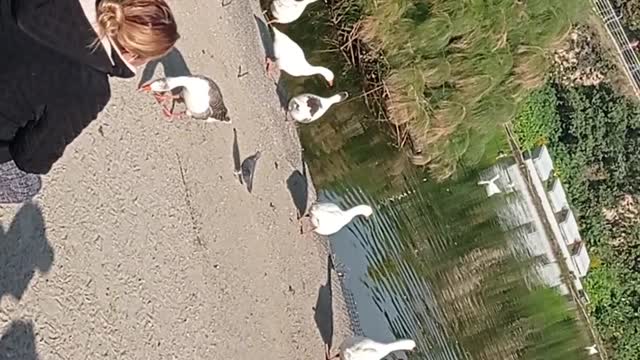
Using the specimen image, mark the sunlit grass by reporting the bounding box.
[350,0,586,179]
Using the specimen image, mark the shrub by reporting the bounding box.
[513,84,561,150]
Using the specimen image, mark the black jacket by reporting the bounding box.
[0,0,134,174]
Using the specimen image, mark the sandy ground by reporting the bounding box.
[0,0,351,358]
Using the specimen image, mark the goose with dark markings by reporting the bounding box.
[288,92,349,123]
[139,75,231,123]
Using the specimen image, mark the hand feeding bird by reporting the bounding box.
[266,0,320,25]
[266,26,334,86]
[288,92,348,123]
[139,75,231,123]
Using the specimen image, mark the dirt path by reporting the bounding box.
[0,0,351,358]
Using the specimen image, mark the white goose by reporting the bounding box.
[266,26,335,86]
[330,336,417,360]
[268,0,319,24]
[139,76,231,123]
[305,202,373,236]
[288,92,348,123]
[477,174,501,197]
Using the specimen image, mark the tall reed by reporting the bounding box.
[353,0,585,179]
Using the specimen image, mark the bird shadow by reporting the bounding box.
[287,170,308,219]
[138,48,193,88]
[0,320,39,360]
[253,15,290,110]
[232,128,242,184]
[287,148,309,217]
[0,200,54,302]
[314,255,334,353]
[241,151,262,193]
[254,14,274,59]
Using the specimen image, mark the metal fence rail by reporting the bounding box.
[592,0,640,98]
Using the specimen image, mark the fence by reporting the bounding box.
[592,0,640,98]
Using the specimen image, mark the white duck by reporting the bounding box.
[288,92,348,123]
[268,0,319,24]
[266,26,335,86]
[139,76,231,123]
[304,202,373,236]
[329,336,417,360]
[477,174,501,197]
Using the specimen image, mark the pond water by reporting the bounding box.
[267,4,591,359]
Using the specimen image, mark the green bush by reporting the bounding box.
[586,265,640,360]
[614,0,640,32]
[536,82,640,359]
[513,84,561,150]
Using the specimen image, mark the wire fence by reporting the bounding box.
[592,0,640,98]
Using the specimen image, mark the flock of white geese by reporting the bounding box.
[267,3,417,358]
[138,1,375,239]
[137,1,606,358]
[137,1,414,359]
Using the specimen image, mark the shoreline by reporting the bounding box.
[0,0,353,358]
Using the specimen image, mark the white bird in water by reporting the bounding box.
[139,76,231,123]
[302,202,373,236]
[288,92,348,123]
[328,336,417,360]
[266,26,335,86]
[267,0,320,25]
[585,344,598,356]
[477,174,501,197]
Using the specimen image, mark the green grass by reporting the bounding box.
[348,0,586,179]
[512,83,561,150]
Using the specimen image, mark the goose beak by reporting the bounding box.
[328,80,334,87]
[138,84,152,93]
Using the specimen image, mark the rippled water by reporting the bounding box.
[267,3,591,359]
[312,167,504,360]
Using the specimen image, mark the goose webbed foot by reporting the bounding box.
[161,103,186,121]
[325,346,339,360]
[299,217,315,235]
[265,57,280,82]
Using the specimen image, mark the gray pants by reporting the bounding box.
[0,161,42,204]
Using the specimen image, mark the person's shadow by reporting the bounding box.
[138,48,193,87]
[313,255,334,355]
[0,201,54,301]
[0,320,39,360]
